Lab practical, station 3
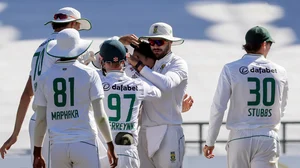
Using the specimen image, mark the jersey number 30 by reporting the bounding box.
[108,94,136,122]
[248,77,275,106]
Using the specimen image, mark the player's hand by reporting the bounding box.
[127,54,139,67]
[203,145,215,159]
[78,51,96,65]
[107,142,118,168]
[0,135,17,159]
[33,156,46,168]
[119,34,139,46]
[182,94,194,113]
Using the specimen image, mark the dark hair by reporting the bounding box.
[131,42,156,60]
[242,43,262,53]
[51,22,70,30]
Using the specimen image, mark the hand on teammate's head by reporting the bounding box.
[119,34,140,46]
[127,53,139,67]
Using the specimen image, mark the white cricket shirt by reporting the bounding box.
[124,64,141,79]
[139,52,188,127]
[34,60,104,143]
[206,54,288,146]
[30,33,58,95]
[101,71,161,145]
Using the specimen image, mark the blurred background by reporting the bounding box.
[0,0,299,167]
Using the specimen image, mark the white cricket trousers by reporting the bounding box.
[226,128,280,168]
[29,113,50,167]
[30,113,108,168]
[50,138,101,168]
[114,145,140,168]
[138,125,185,168]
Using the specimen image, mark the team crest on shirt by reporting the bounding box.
[113,57,119,62]
[153,25,158,34]
[159,64,166,72]
[170,151,176,162]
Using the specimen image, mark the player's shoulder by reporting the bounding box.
[267,60,287,72]
[38,33,57,48]
[73,62,99,77]
[171,53,186,63]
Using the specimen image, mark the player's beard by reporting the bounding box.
[153,44,171,60]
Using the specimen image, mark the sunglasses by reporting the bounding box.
[267,42,273,47]
[148,39,165,46]
[53,13,76,20]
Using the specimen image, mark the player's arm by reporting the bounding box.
[281,72,289,117]
[92,98,118,167]
[12,76,34,136]
[0,76,33,158]
[89,71,118,167]
[204,66,231,158]
[140,77,162,101]
[92,98,113,142]
[33,105,46,168]
[137,59,188,92]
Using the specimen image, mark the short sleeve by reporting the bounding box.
[90,70,105,101]
[33,79,47,107]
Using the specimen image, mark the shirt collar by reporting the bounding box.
[242,53,264,58]
[49,32,58,39]
[153,52,173,70]
[106,71,126,78]
[156,52,173,64]
[55,59,77,65]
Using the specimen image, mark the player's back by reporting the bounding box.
[225,54,288,130]
[102,71,160,146]
[30,33,58,94]
[38,60,102,143]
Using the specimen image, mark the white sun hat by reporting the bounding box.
[139,22,184,45]
[46,28,93,58]
[44,7,92,31]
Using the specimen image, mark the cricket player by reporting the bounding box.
[127,41,193,113]
[204,26,288,168]
[0,7,94,165]
[94,40,193,114]
[127,22,188,168]
[33,28,118,168]
[99,40,161,168]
